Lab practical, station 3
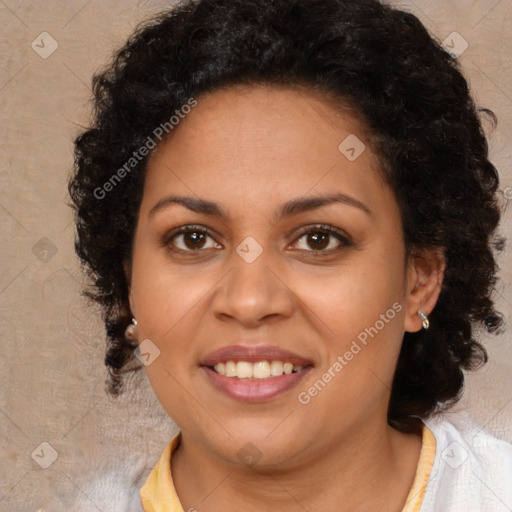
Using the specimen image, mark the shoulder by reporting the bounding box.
[420,412,512,512]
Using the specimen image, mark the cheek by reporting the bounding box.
[128,238,211,396]
[285,272,406,432]
[294,254,406,344]
[292,249,407,400]
[130,229,213,328]
[130,252,216,423]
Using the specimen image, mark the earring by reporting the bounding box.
[418,310,429,330]
[125,318,138,344]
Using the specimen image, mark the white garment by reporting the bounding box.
[72,413,511,511]
[421,414,512,511]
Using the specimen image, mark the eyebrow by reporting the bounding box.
[148,192,372,220]
[278,192,372,219]
[149,195,227,218]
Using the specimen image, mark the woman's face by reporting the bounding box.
[129,85,425,467]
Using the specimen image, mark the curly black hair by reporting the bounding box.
[68,0,504,432]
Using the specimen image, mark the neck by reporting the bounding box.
[172,420,423,512]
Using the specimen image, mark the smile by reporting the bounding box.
[200,343,314,402]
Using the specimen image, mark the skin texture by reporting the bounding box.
[128,85,445,511]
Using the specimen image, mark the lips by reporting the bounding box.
[200,344,314,402]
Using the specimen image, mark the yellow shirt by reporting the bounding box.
[140,425,436,512]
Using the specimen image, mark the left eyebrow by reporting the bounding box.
[277,192,372,220]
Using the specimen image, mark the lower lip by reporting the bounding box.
[202,366,312,402]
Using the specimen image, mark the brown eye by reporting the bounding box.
[292,225,352,253]
[183,231,207,249]
[167,226,222,252]
[306,231,330,250]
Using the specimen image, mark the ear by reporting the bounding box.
[404,247,445,332]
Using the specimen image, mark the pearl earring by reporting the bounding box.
[125,318,138,344]
[418,310,429,330]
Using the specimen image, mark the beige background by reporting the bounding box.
[1,0,511,510]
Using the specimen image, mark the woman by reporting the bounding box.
[68,0,512,510]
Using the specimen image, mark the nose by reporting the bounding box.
[211,246,295,327]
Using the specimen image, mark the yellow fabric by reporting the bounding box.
[140,425,436,512]
[401,424,437,512]
[140,432,184,512]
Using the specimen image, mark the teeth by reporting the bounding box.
[270,361,283,376]
[225,361,237,377]
[253,361,270,379]
[213,360,304,379]
[236,361,253,379]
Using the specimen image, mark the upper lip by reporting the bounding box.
[200,344,314,367]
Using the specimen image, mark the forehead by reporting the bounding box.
[152,83,372,160]
[141,84,390,218]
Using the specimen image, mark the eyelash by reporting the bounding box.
[164,223,352,255]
